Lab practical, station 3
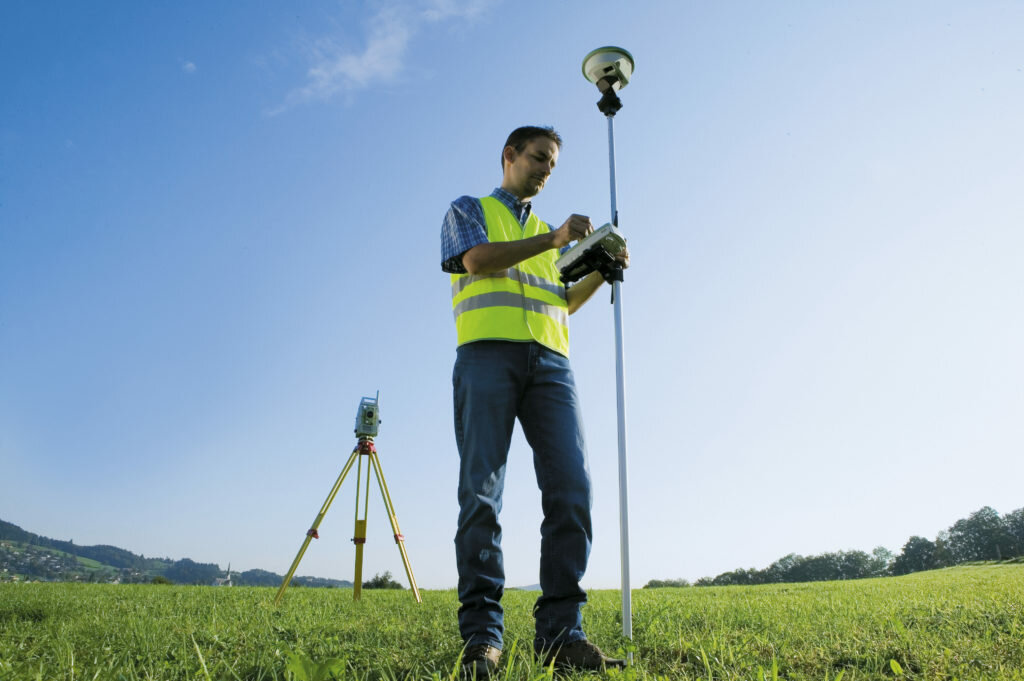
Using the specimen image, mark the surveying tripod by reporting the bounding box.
[274,435,421,604]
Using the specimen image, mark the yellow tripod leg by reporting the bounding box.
[274,446,360,605]
[369,450,422,603]
[352,519,366,599]
[351,452,371,601]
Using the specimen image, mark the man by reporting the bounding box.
[440,126,629,678]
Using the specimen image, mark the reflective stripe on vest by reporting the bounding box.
[450,196,569,356]
[451,266,567,300]
[453,291,569,326]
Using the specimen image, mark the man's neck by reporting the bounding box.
[497,186,531,205]
[499,182,535,203]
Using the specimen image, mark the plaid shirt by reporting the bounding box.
[440,187,550,274]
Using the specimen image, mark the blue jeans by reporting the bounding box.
[453,340,593,653]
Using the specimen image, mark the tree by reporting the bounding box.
[933,531,955,568]
[164,558,221,585]
[764,553,802,583]
[237,569,282,587]
[1003,507,1024,558]
[363,571,403,590]
[891,536,938,575]
[789,554,842,583]
[643,578,690,588]
[946,507,1014,562]
[838,550,872,580]
[712,569,757,586]
[869,547,894,577]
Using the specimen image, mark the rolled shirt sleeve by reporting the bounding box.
[441,196,488,274]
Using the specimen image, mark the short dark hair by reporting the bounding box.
[501,126,563,169]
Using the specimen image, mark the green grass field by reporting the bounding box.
[1,565,1022,680]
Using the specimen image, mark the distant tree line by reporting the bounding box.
[645,505,1024,588]
[644,578,691,588]
[688,547,894,587]
[890,505,1024,575]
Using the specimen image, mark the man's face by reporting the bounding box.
[502,137,560,200]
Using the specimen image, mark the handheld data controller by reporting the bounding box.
[555,223,627,283]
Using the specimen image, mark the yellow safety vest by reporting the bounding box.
[451,196,570,356]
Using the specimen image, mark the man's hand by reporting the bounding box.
[552,214,594,249]
[614,246,630,270]
[567,244,631,313]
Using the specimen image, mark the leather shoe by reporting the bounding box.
[461,644,501,679]
[542,639,626,671]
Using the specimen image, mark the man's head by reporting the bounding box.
[500,126,563,201]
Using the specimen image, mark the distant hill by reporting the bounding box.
[0,518,352,588]
[1,518,170,571]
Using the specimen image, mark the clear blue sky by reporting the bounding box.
[2,1,1022,590]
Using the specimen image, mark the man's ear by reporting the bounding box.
[502,145,517,169]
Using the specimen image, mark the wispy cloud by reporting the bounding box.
[269,0,492,115]
[421,0,492,22]
[182,61,197,74]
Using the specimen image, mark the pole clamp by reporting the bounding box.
[307,529,320,539]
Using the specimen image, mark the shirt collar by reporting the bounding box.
[490,187,532,223]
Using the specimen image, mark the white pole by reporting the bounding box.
[606,114,633,646]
